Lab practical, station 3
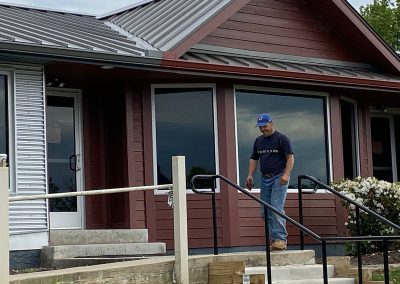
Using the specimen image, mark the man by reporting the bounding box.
[246,113,294,250]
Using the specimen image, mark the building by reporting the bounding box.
[2,0,400,267]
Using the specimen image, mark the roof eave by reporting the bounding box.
[0,42,163,67]
[161,59,400,91]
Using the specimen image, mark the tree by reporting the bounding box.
[360,0,400,50]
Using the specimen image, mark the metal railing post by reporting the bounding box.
[172,156,189,284]
[355,207,363,284]
[0,158,9,284]
[383,240,390,284]
[264,206,272,284]
[211,179,218,255]
[298,176,305,250]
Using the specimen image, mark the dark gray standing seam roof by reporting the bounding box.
[102,0,233,51]
[180,50,400,83]
[0,4,146,56]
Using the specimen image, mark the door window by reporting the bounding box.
[47,96,77,212]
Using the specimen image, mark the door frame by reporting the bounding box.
[46,87,85,229]
[370,113,398,182]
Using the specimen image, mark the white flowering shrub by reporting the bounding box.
[331,177,400,255]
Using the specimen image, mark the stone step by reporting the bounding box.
[246,264,335,280]
[49,256,147,269]
[271,278,355,284]
[41,243,166,267]
[49,229,148,245]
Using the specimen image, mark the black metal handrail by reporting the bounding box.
[191,174,400,284]
[298,175,400,284]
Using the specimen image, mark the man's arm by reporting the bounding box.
[281,154,294,185]
[246,159,258,190]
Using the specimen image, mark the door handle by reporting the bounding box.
[76,154,81,172]
[69,154,76,172]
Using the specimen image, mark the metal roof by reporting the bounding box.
[103,0,233,51]
[0,4,146,57]
[180,50,400,83]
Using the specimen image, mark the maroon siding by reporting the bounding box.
[84,89,108,229]
[199,0,361,62]
[216,83,240,247]
[124,84,148,229]
[239,193,340,246]
[155,194,223,249]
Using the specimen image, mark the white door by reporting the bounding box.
[46,89,84,229]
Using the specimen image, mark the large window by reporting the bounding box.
[236,90,329,189]
[0,75,8,162]
[154,87,216,187]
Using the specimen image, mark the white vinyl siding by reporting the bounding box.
[9,65,48,235]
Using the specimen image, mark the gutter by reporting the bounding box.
[161,58,400,92]
[0,42,164,68]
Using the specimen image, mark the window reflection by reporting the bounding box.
[0,76,8,160]
[154,88,216,188]
[236,90,329,189]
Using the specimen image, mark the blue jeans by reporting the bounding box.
[260,174,289,242]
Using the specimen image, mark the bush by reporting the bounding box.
[331,177,400,255]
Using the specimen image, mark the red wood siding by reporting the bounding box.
[199,0,361,62]
[239,193,341,246]
[155,194,223,249]
[84,90,108,229]
[125,84,148,229]
[154,192,344,249]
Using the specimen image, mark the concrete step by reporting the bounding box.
[271,279,354,284]
[48,256,147,269]
[49,229,148,245]
[43,243,166,259]
[41,243,166,267]
[246,264,335,280]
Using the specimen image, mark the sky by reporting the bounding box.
[0,0,374,15]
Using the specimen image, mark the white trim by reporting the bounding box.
[46,87,85,229]
[151,84,219,194]
[233,85,332,191]
[370,114,398,182]
[0,70,15,192]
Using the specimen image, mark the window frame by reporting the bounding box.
[233,85,332,193]
[0,70,15,192]
[151,84,219,194]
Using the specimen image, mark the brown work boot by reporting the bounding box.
[271,240,287,251]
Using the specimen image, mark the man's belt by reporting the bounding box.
[262,170,284,178]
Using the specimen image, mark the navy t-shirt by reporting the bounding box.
[250,131,293,175]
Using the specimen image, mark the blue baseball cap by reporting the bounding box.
[255,113,273,127]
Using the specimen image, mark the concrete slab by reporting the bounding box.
[246,264,335,280]
[11,251,315,284]
[49,229,148,245]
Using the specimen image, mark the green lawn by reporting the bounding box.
[372,267,400,283]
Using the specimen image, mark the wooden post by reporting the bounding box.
[172,156,189,284]
[0,157,9,284]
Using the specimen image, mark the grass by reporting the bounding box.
[372,267,400,283]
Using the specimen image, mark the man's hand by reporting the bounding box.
[246,176,254,190]
[280,174,289,185]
